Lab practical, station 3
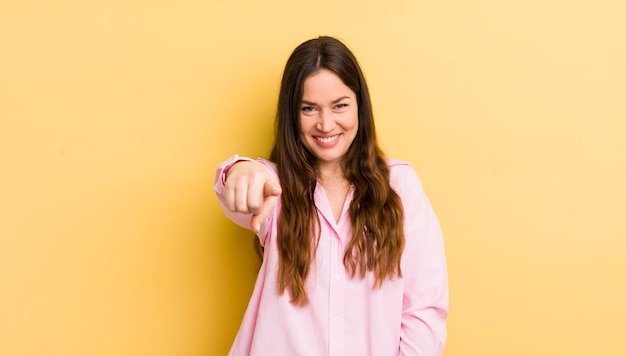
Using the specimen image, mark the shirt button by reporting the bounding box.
[333,316,339,323]
[334,274,340,280]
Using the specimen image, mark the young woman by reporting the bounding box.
[214,36,448,356]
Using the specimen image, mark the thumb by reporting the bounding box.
[264,180,282,197]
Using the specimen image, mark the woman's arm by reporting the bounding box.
[391,163,449,356]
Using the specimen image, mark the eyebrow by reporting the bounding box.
[301,96,351,105]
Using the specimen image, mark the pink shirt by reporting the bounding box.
[214,155,448,356]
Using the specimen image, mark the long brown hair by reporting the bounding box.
[269,36,405,306]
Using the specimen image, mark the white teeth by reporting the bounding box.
[317,135,338,143]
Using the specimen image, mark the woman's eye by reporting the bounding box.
[335,103,348,109]
[301,106,315,112]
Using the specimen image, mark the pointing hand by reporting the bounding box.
[223,161,282,233]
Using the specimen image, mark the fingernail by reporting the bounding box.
[255,223,261,233]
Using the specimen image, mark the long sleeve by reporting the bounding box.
[391,162,449,356]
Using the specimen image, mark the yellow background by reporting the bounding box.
[1,0,624,355]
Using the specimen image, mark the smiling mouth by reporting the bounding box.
[315,135,339,143]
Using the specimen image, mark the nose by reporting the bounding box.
[315,109,335,133]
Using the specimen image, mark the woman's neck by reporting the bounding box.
[317,162,347,185]
[316,162,351,223]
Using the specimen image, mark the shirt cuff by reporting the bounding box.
[213,154,255,194]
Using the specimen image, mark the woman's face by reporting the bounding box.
[299,69,359,171]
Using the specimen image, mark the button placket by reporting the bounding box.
[327,230,345,356]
